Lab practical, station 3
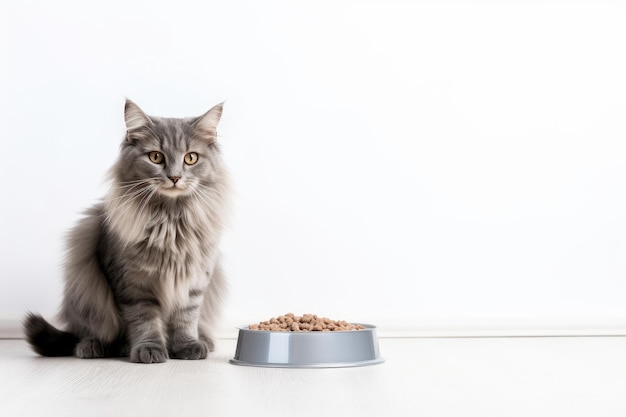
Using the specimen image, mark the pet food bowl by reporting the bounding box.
[229,324,384,368]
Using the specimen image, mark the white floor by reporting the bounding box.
[1,337,626,417]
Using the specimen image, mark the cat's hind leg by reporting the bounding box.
[60,205,123,346]
[75,337,106,359]
[75,337,131,358]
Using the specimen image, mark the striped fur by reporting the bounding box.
[24,100,230,363]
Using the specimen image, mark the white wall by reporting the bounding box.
[2,1,626,334]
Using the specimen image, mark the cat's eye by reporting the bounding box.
[184,152,199,165]
[149,151,164,164]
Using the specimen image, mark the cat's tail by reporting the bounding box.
[23,313,79,357]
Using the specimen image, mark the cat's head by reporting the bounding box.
[113,99,225,200]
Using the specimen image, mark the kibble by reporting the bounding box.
[248,313,365,332]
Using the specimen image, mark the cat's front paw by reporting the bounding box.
[130,342,168,364]
[170,340,209,360]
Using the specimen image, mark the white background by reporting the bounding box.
[2,0,626,332]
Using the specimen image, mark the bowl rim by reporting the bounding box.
[235,322,378,333]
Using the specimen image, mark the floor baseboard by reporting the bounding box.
[3,315,626,339]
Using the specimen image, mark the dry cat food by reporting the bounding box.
[248,313,365,332]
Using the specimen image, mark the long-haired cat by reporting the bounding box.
[24,99,230,363]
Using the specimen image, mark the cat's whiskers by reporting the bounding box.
[106,183,153,203]
[115,183,151,191]
[193,186,224,207]
[117,177,162,187]
[189,187,209,206]
[189,187,225,222]
[113,180,161,196]
[108,177,162,203]
[136,186,158,223]
[105,185,156,224]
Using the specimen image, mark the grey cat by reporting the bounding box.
[24,99,230,363]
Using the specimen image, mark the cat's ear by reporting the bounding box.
[124,99,152,133]
[193,102,224,143]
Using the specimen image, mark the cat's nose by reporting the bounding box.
[168,176,181,184]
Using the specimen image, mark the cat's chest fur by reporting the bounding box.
[106,198,220,312]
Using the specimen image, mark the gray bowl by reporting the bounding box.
[229,324,384,368]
